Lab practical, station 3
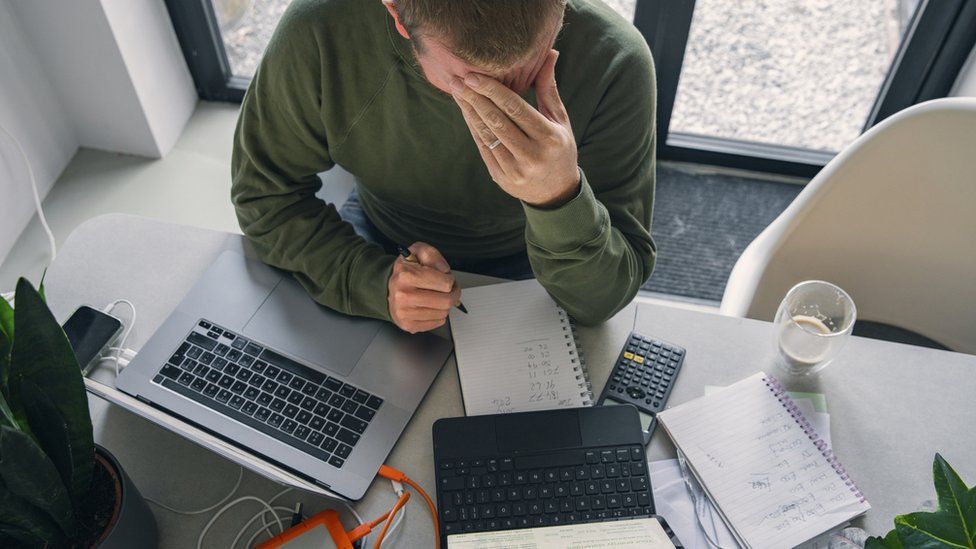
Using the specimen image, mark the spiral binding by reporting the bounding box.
[556,307,594,406]
[763,375,867,503]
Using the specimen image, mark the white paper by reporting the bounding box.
[447,517,675,549]
[448,279,589,415]
[650,459,740,549]
[649,459,844,549]
[656,373,870,548]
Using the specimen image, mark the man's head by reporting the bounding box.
[383,0,566,95]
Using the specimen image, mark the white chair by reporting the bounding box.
[720,98,976,354]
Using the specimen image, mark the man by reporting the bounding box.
[232,0,656,333]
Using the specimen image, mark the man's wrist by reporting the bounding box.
[521,168,608,253]
[523,168,583,209]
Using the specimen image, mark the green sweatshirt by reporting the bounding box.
[232,0,657,326]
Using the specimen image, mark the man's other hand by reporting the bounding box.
[387,242,461,333]
[451,50,581,209]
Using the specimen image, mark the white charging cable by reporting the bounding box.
[197,496,285,549]
[145,465,245,516]
[101,300,136,375]
[232,485,379,549]
[381,479,407,547]
[0,123,58,264]
[1,121,57,306]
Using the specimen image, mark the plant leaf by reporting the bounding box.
[888,454,976,549]
[895,513,972,548]
[0,392,17,429]
[37,270,46,303]
[0,476,65,546]
[933,453,976,547]
[865,530,904,549]
[0,426,76,536]
[8,278,94,502]
[0,292,13,342]
[0,523,39,548]
[21,380,75,500]
[0,296,12,396]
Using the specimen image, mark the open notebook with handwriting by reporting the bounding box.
[447,279,592,416]
[657,372,870,548]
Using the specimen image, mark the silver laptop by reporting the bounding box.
[116,249,453,499]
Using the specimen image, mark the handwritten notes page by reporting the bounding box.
[657,373,870,548]
[448,279,590,416]
[447,517,676,549]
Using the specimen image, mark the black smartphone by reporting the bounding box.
[62,306,123,374]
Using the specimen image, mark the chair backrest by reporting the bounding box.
[721,98,976,354]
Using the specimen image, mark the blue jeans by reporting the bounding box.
[337,190,535,280]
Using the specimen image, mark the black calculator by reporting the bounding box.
[597,332,685,444]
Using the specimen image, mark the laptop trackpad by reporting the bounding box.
[241,278,382,377]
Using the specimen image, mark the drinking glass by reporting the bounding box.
[774,280,856,376]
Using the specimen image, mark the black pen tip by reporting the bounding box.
[458,303,468,314]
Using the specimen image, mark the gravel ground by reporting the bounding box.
[219,0,908,152]
[669,0,906,152]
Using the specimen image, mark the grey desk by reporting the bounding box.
[43,214,975,547]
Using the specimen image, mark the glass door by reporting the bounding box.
[634,0,976,176]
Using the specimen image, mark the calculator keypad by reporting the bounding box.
[604,333,684,413]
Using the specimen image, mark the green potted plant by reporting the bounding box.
[866,453,975,549]
[0,278,157,547]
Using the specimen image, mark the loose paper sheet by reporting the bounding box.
[446,517,675,549]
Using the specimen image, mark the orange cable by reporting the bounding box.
[373,492,410,548]
[402,476,440,549]
[376,465,440,549]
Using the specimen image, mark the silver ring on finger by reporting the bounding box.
[488,138,502,150]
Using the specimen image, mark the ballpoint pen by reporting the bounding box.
[397,246,468,314]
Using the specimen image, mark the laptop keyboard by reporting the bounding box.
[153,319,383,470]
[436,445,654,536]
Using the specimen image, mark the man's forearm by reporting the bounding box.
[522,171,655,325]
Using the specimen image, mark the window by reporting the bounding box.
[168,0,976,177]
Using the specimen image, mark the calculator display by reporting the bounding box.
[604,398,655,431]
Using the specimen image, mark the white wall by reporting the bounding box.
[9,0,196,158]
[102,0,197,156]
[951,44,976,97]
[0,0,77,264]
[0,0,196,264]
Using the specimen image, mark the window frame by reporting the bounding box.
[164,0,246,102]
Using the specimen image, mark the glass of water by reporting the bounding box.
[774,280,856,376]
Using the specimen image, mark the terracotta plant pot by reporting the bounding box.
[91,445,158,549]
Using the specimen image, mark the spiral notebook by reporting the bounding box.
[656,372,870,549]
[447,279,592,416]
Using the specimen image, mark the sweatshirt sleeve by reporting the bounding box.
[523,42,657,326]
[231,4,394,321]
